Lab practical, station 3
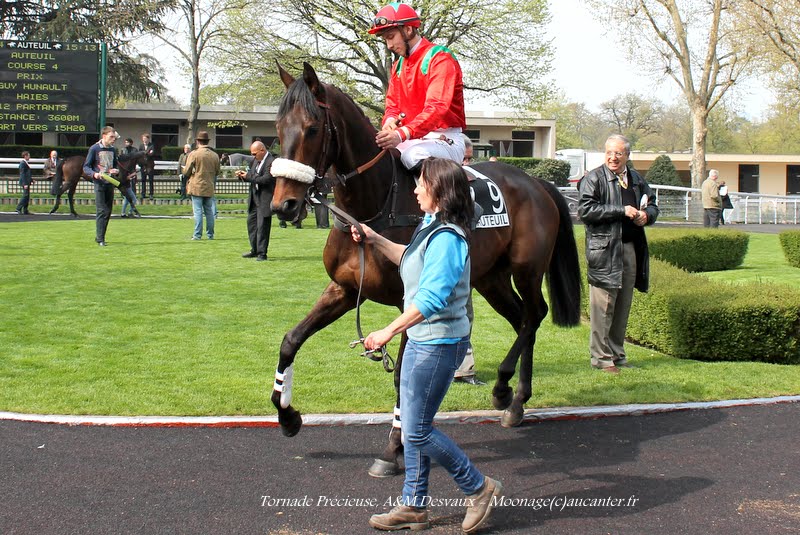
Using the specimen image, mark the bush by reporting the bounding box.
[648,228,749,272]
[780,231,800,268]
[0,145,91,158]
[495,157,543,175]
[627,259,800,364]
[531,158,571,186]
[646,154,683,186]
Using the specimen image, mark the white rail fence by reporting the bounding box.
[559,184,800,225]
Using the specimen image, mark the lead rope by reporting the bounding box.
[308,191,395,373]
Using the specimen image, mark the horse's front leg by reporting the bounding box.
[272,280,357,437]
[369,333,406,478]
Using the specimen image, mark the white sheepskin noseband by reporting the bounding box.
[271,158,316,184]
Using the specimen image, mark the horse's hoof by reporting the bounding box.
[279,408,303,437]
[368,458,400,478]
[501,405,525,428]
[491,385,513,410]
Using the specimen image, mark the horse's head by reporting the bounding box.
[271,62,335,221]
[117,150,148,176]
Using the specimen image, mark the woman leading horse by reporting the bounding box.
[269,62,582,478]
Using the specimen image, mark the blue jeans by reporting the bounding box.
[191,196,215,239]
[121,186,137,215]
[401,338,484,507]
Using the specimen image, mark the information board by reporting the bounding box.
[0,40,100,134]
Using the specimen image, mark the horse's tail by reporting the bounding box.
[540,179,582,327]
[50,159,64,196]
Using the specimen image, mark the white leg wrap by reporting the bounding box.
[273,365,294,409]
[393,405,403,445]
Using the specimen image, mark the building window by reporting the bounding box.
[511,130,535,158]
[216,125,243,149]
[738,164,759,193]
[489,140,511,157]
[787,165,800,195]
[463,129,480,142]
[58,133,99,147]
[151,124,179,158]
[251,135,278,152]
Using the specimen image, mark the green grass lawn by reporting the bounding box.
[1,218,798,417]
[703,232,800,288]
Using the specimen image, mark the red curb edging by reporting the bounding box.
[2,395,798,428]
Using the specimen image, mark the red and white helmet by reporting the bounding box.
[368,3,421,35]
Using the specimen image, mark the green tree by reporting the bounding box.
[645,154,682,186]
[598,92,663,149]
[532,158,571,186]
[208,0,553,116]
[1,0,175,103]
[541,91,607,150]
[639,102,692,152]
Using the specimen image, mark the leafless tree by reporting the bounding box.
[155,0,254,143]
[587,0,757,187]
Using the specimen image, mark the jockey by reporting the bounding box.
[369,3,467,171]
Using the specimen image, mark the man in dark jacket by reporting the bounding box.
[236,141,275,261]
[139,133,155,200]
[17,151,33,215]
[578,134,659,374]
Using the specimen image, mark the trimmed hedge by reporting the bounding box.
[780,231,800,268]
[627,259,800,364]
[0,145,91,158]
[490,157,571,185]
[495,157,542,175]
[577,235,800,364]
[648,228,749,272]
[531,159,571,187]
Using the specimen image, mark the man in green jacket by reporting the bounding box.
[183,131,220,240]
[702,169,722,228]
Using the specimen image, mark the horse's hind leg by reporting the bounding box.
[474,270,524,412]
[502,273,549,428]
[369,334,406,478]
[271,281,357,437]
[68,191,78,218]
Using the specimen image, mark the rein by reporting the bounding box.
[273,102,418,373]
[308,190,395,373]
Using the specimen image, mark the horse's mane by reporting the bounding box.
[277,79,322,121]
[277,76,372,127]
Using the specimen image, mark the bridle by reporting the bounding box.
[275,98,424,373]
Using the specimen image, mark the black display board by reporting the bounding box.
[0,40,100,134]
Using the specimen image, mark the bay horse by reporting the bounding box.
[49,150,149,217]
[269,62,581,477]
